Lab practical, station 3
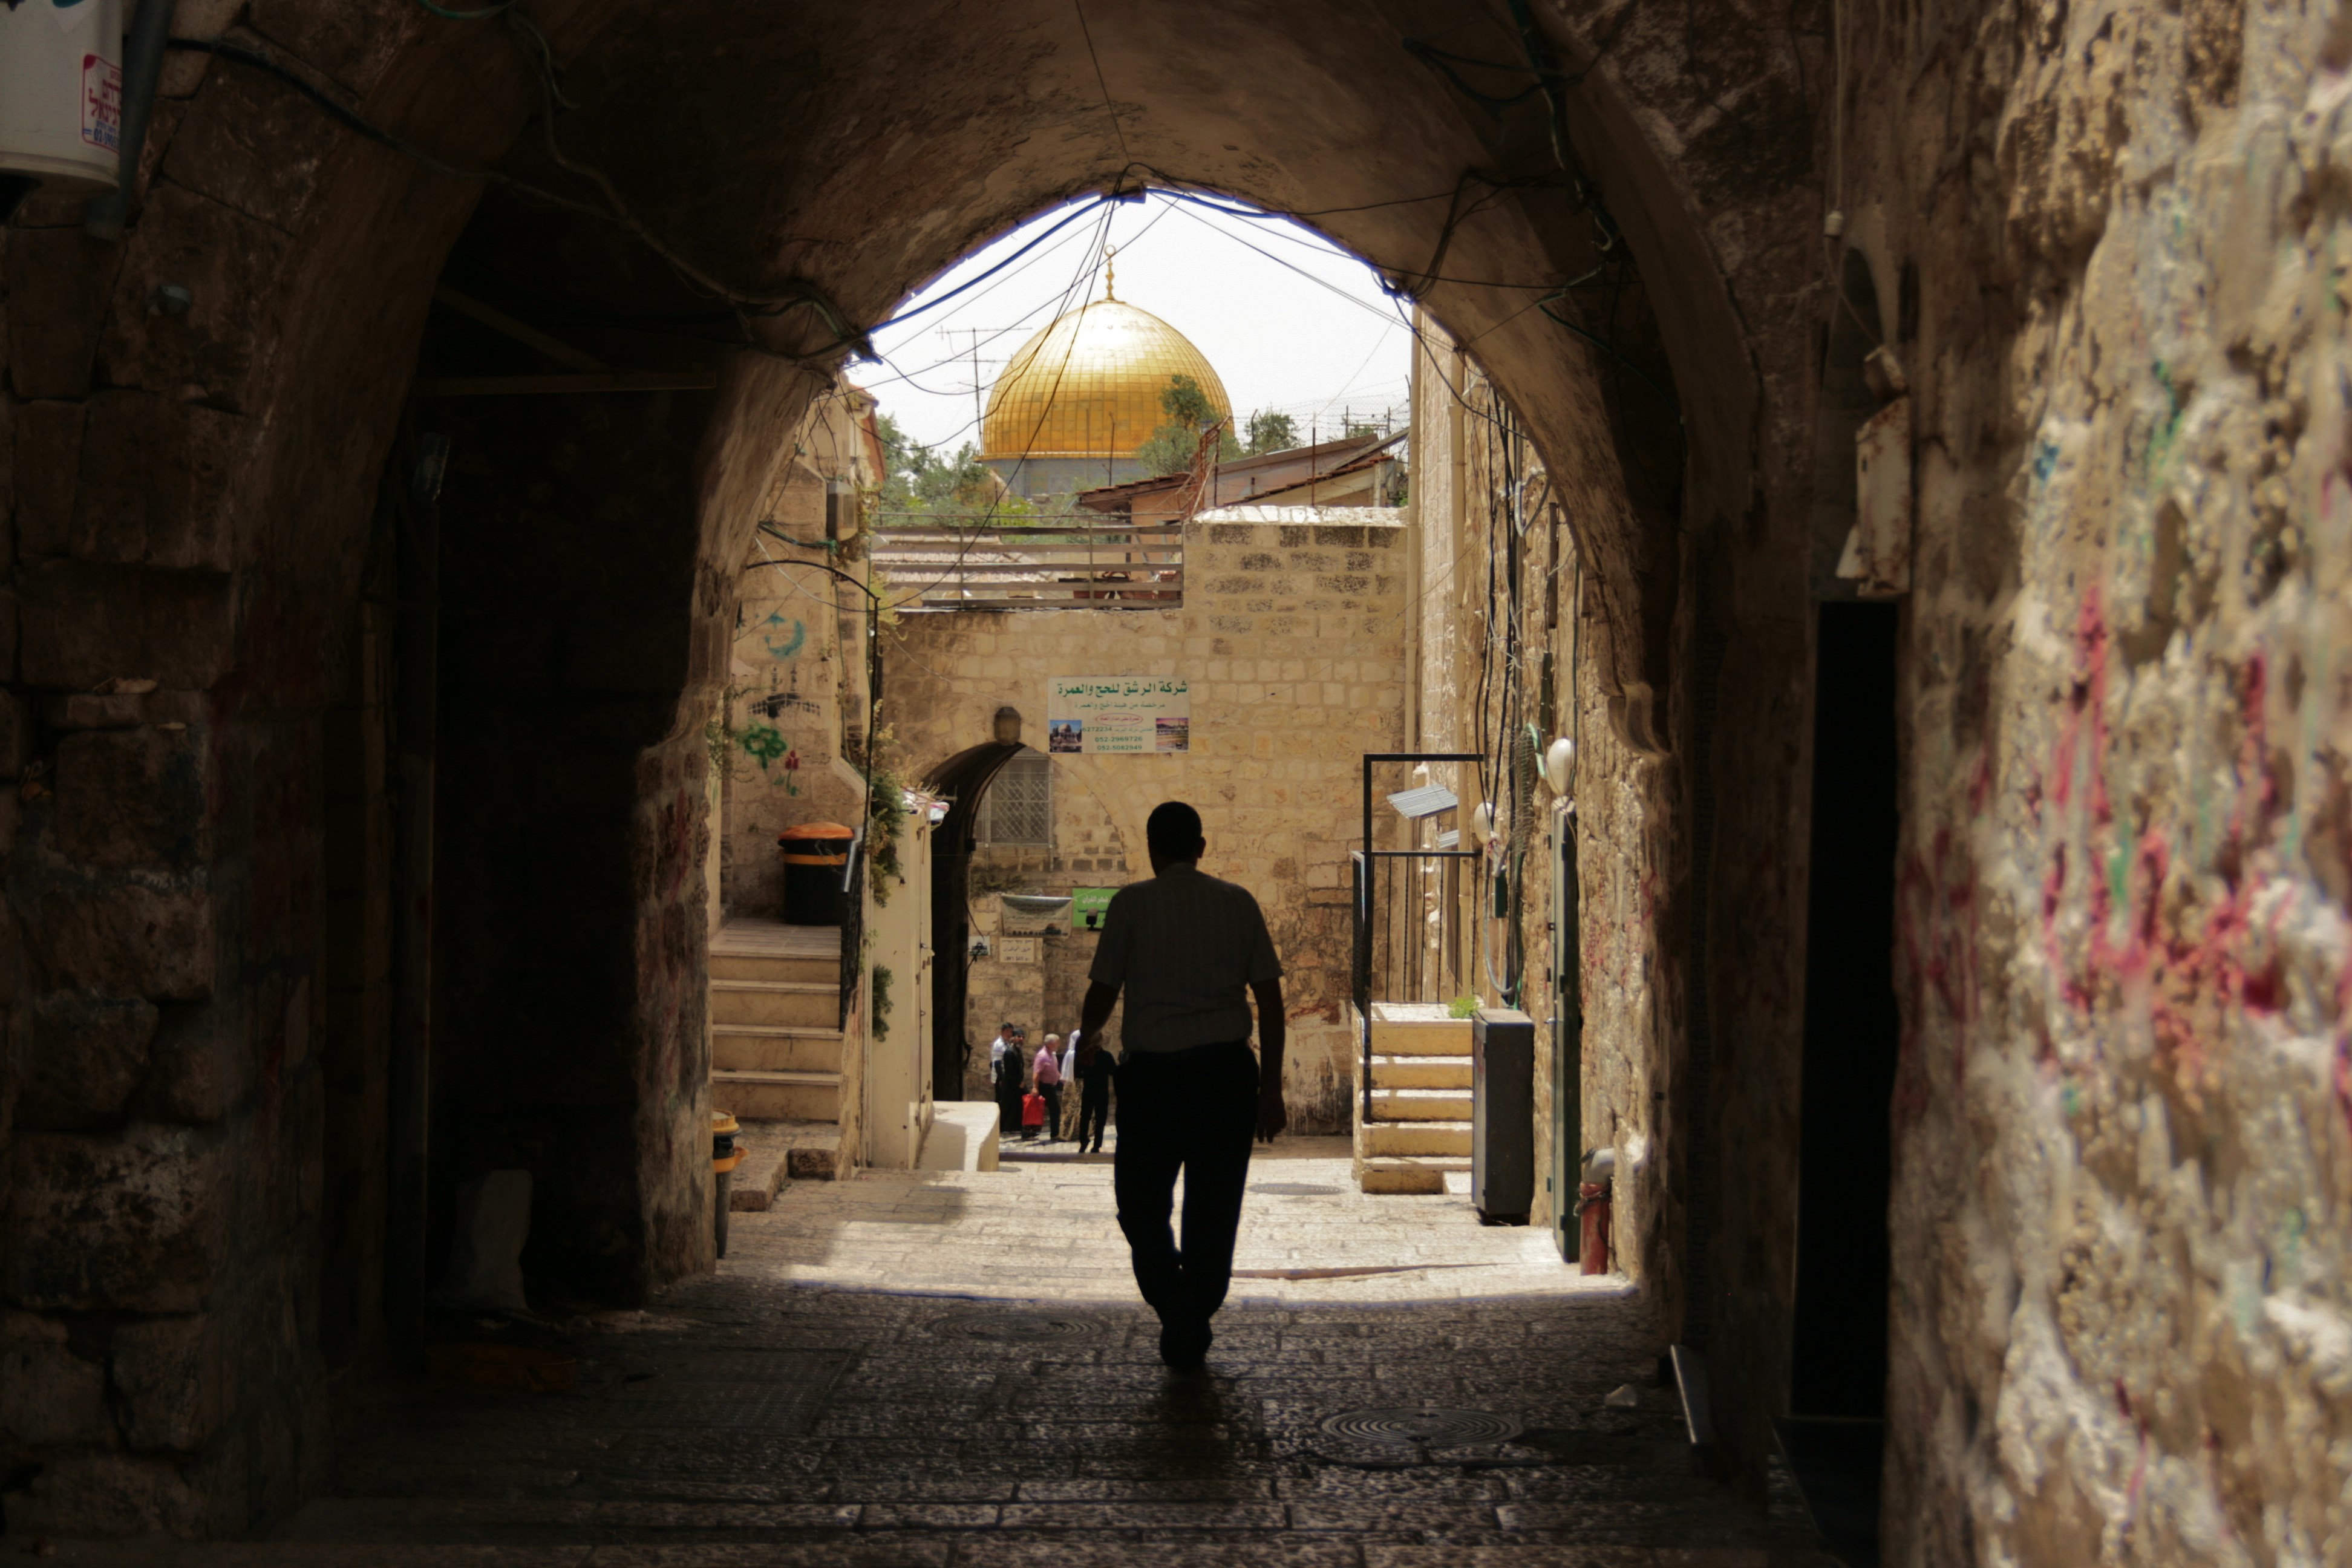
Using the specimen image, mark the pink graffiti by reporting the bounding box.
[2031,607,2293,1100]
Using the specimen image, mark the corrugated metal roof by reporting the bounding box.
[1436,829,1460,850]
[1386,785,1459,820]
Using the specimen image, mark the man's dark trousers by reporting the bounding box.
[1039,1082,1063,1141]
[1112,1040,1258,1328]
[1077,1091,1111,1152]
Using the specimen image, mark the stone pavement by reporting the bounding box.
[737,1140,1581,1304]
[14,1143,1837,1566]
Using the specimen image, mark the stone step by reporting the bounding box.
[1370,1086,1473,1121]
[711,978,838,1027]
[711,1067,840,1122]
[1359,1154,1471,1194]
[1365,1008,1474,1055]
[1370,1051,1472,1088]
[711,1024,843,1074]
[709,952,837,984]
[1358,1119,1472,1157]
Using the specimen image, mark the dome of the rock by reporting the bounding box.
[979,298,1229,462]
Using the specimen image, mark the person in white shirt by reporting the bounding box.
[989,1022,1021,1133]
[1077,801,1284,1370]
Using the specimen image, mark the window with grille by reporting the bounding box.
[975,750,1053,846]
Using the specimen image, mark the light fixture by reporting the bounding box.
[1469,802,1497,846]
[1543,736,1575,794]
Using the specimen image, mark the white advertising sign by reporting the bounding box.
[1048,676,1189,755]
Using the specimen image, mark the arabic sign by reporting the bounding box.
[1048,677,1189,754]
[1071,887,1117,931]
[1000,894,1071,935]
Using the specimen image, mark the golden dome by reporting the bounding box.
[980,298,1230,460]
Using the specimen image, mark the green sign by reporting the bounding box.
[1071,887,1117,932]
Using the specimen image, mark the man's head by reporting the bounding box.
[1044,1033,1062,1048]
[1001,1021,1014,1034]
[1146,801,1206,872]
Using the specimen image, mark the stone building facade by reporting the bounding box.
[883,508,1409,1133]
[716,378,877,919]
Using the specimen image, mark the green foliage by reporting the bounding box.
[1137,373,1242,477]
[855,726,910,905]
[876,412,997,521]
[1159,373,1218,428]
[871,964,893,1041]
[1446,993,1480,1019]
[1243,410,1298,456]
[703,682,756,780]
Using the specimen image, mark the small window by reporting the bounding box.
[975,750,1052,846]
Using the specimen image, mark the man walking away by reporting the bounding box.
[1074,1034,1114,1155]
[1034,1034,1065,1143]
[1078,800,1285,1370]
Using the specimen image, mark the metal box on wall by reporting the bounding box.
[1472,1008,1535,1223]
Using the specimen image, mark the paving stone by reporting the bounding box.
[56,1172,1827,1561]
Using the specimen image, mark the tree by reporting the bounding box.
[875,413,1004,522]
[1136,373,1241,477]
[1243,410,1298,456]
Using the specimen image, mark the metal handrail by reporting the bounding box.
[1356,752,1484,1123]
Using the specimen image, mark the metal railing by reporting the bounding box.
[869,524,1183,611]
[839,833,866,1031]
[1352,752,1483,1122]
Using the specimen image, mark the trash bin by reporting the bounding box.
[1471,1008,1535,1224]
[777,822,855,926]
[712,1111,742,1258]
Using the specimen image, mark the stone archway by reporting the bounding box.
[2,0,1825,1537]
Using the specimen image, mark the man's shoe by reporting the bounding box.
[1157,1315,1212,1370]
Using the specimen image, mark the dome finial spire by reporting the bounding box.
[1104,246,1117,302]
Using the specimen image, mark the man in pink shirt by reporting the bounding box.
[1032,1034,1065,1145]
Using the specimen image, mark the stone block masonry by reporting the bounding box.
[886,511,1408,1132]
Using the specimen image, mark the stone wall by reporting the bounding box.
[1841,0,2352,1558]
[1406,327,1684,1273]
[719,383,876,920]
[883,511,1409,1132]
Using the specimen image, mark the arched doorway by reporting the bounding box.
[1,0,1824,1534]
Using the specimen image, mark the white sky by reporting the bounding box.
[860,192,1414,457]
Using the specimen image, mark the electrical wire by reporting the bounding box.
[1071,0,1134,171]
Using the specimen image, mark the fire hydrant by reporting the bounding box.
[1575,1148,1616,1275]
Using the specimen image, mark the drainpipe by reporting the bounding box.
[387,434,446,1367]
[82,0,175,241]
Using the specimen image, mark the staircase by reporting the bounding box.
[1353,1001,1473,1194]
[710,918,844,1122]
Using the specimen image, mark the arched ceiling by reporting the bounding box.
[382,0,1803,738]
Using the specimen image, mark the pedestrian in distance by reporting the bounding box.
[993,1023,1026,1135]
[987,1025,1016,1133]
[1033,1033,1065,1143]
[1074,1033,1114,1155]
[1077,800,1284,1371]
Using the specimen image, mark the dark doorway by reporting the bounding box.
[1783,599,1900,1564]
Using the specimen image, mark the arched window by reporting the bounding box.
[975,750,1053,846]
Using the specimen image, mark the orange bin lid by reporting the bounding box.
[777,822,855,843]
